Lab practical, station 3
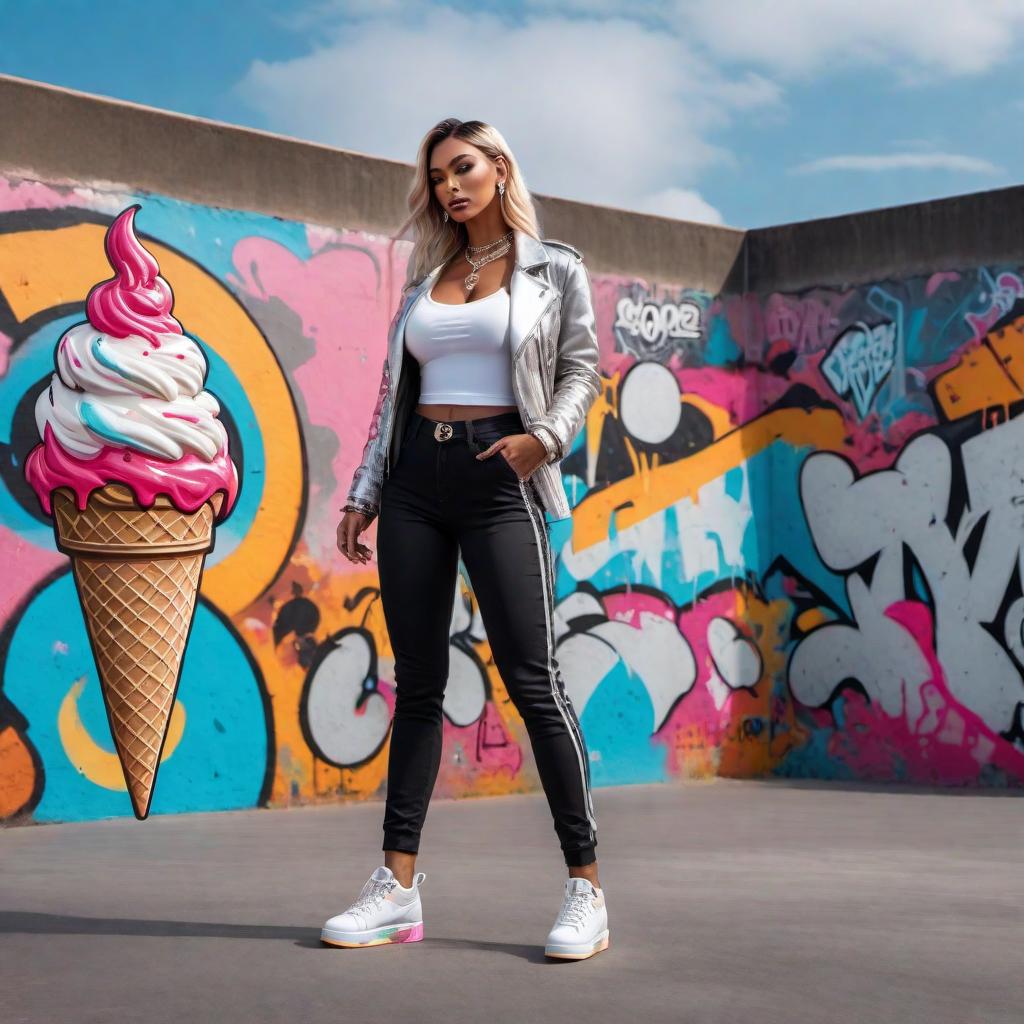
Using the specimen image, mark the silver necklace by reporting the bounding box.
[462,229,513,294]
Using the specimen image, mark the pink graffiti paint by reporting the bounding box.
[828,601,1024,784]
[475,700,525,776]
[925,271,960,297]
[966,272,1024,339]
[228,234,401,557]
[754,341,936,473]
[603,588,775,777]
[0,331,12,378]
[0,522,64,623]
[24,422,238,520]
[0,176,76,213]
[761,291,852,354]
[677,366,756,425]
[86,205,183,346]
[838,409,936,472]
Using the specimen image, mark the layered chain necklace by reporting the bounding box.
[462,229,513,295]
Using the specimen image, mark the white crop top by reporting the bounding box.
[403,285,517,405]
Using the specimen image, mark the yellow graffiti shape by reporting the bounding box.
[58,677,185,790]
[573,406,847,549]
[933,318,1024,423]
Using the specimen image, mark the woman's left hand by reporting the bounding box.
[475,433,547,480]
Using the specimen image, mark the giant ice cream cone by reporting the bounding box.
[52,485,223,818]
[24,205,239,818]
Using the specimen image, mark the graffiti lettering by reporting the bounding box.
[794,417,1024,735]
[820,320,897,418]
[614,293,703,361]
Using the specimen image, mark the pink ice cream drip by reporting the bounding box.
[86,204,183,345]
[26,423,238,520]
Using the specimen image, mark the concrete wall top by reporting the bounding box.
[0,72,744,293]
[3,73,1020,296]
[744,184,1024,293]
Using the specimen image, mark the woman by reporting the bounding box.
[324,118,607,961]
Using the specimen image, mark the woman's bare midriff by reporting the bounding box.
[416,403,518,421]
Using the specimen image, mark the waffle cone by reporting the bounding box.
[51,484,224,819]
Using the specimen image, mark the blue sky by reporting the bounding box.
[2,0,1021,229]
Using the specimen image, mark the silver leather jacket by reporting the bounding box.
[344,228,601,521]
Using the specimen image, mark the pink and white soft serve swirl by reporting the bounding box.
[24,204,238,518]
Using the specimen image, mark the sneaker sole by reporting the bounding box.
[544,929,610,960]
[321,921,424,948]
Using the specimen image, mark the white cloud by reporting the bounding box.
[669,0,1024,81]
[235,1,1015,225]
[234,5,780,224]
[629,187,725,224]
[792,152,1003,174]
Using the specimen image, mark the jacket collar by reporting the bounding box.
[513,228,549,272]
[509,229,555,359]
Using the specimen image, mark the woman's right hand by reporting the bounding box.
[337,509,376,564]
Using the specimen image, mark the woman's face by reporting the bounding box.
[428,138,504,223]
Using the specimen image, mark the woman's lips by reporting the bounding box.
[449,199,469,209]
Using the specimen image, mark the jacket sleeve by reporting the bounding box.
[528,256,602,461]
[343,353,392,518]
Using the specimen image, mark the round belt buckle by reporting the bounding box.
[433,421,454,441]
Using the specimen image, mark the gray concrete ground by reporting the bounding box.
[1,779,1020,1024]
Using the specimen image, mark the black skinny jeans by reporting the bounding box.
[376,409,598,867]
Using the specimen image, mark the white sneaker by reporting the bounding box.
[544,876,610,960]
[321,865,427,948]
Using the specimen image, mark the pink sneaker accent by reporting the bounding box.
[321,865,427,948]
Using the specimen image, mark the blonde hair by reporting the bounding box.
[388,118,542,292]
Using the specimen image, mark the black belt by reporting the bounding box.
[408,410,522,444]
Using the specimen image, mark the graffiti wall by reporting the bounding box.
[2,173,1021,824]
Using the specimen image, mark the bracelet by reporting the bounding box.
[341,501,377,518]
[528,427,561,464]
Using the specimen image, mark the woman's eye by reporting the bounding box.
[431,164,471,185]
